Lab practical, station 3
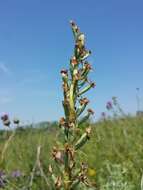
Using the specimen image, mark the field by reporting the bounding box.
[0,115,143,189]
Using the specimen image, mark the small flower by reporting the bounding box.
[0,171,5,178]
[71,56,78,66]
[52,147,63,163]
[90,82,96,88]
[0,179,4,188]
[70,20,76,26]
[85,62,92,70]
[101,112,106,118]
[0,171,6,188]
[1,113,11,127]
[79,98,89,105]
[70,20,80,33]
[87,109,94,115]
[11,170,22,178]
[60,69,68,77]
[59,117,66,126]
[106,101,113,110]
[1,113,9,122]
[13,118,20,125]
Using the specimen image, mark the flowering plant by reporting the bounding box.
[48,21,96,189]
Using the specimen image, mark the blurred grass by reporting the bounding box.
[0,116,143,189]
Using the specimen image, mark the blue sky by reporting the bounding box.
[0,0,143,125]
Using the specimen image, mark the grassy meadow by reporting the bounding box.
[0,115,143,189]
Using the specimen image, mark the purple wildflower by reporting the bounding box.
[106,101,113,110]
[1,113,11,127]
[0,171,6,188]
[0,179,4,188]
[101,112,106,118]
[1,113,9,122]
[0,171,5,177]
[11,170,22,178]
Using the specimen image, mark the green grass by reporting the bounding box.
[0,116,143,189]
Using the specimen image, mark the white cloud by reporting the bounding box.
[0,62,11,75]
[0,97,13,104]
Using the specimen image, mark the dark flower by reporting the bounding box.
[1,113,11,127]
[13,118,20,125]
[1,114,9,122]
[60,69,68,77]
[101,112,106,117]
[87,109,94,115]
[106,101,113,110]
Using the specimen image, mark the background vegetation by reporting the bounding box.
[0,114,143,189]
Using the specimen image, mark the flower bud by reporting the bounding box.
[1,114,9,122]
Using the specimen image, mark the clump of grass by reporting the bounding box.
[1,115,143,189]
[0,114,19,165]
